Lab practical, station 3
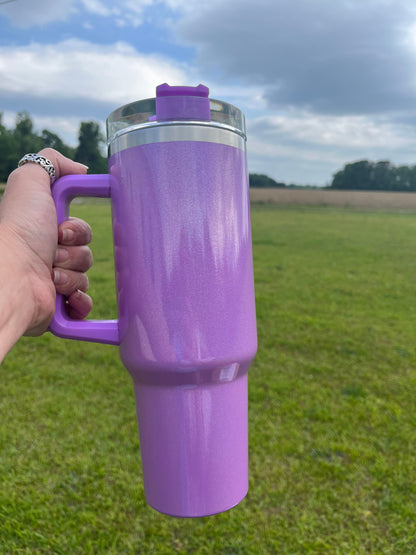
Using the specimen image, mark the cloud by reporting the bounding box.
[177,0,416,115]
[0,36,264,121]
[80,0,113,17]
[246,110,416,184]
[5,1,416,118]
[249,112,414,151]
[0,39,188,113]
[79,0,157,27]
[168,0,416,182]
[3,0,416,185]
[0,0,180,28]
[0,0,77,27]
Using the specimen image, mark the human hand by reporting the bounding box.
[53,216,93,321]
[0,148,93,342]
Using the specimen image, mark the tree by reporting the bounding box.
[249,173,285,188]
[373,161,393,191]
[330,160,416,191]
[0,113,107,183]
[12,112,43,155]
[0,113,18,182]
[331,160,373,190]
[394,165,412,190]
[41,129,74,159]
[75,121,107,173]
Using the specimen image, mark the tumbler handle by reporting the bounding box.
[48,174,120,346]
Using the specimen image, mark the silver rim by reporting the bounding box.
[108,121,246,156]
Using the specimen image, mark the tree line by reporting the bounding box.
[248,174,316,188]
[329,160,416,191]
[2,113,416,192]
[251,161,416,191]
[0,118,300,187]
[0,112,107,182]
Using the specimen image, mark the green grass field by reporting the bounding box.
[2,203,416,554]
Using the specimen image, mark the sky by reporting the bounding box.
[1,0,416,186]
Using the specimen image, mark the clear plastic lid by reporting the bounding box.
[106,84,246,146]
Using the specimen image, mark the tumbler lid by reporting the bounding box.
[106,83,246,147]
[155,83,211,122]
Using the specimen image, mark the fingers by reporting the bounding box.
[54,215,93,319]
[54,219,93,288]
[53,268,89,296]
[66,290,93,320]
[37,148,88,179]
[58,217,92,246]
[54,245,93,272]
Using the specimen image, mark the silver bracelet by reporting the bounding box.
[18,153,56,180]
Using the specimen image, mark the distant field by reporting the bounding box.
[3,182,416,210]
[250,187,416,209]
[2,203,416,553]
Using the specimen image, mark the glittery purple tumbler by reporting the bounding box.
[49,84,257,517]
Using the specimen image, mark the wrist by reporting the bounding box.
[0,225,37,362]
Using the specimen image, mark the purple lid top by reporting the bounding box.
[155,83,211,122]
[106,85,246,146]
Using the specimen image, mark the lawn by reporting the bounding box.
[1,203,416,553]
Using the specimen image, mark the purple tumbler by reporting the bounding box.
[49,84,257,517]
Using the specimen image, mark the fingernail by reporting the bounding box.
[61,229,75,243]
[83,275,90,292]
[72,289,91,304]
[53,269,68,285]
[54,247,69,263]
[78,163,89,170]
